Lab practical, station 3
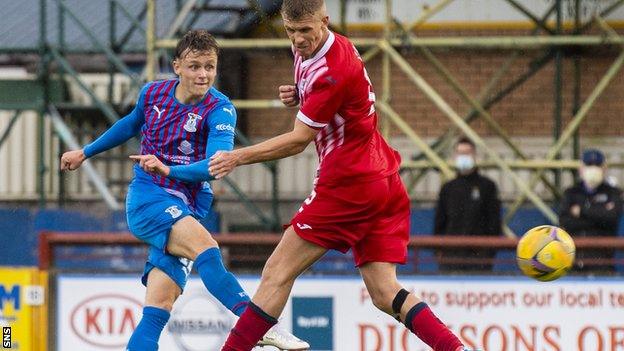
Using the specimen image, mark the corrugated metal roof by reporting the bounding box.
[0,0,278,52]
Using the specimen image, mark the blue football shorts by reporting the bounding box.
[126,175,213,290]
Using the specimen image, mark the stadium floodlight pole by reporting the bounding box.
[504,21,624,224]
[376,102,455,180]
[48,106,122,210]
[380,40,559,227]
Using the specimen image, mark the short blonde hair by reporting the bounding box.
[281,0,324,20]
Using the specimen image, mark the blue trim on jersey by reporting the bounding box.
[83,84,149,158]
[168,103,236,182]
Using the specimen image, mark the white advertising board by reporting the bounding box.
[58,275,624,350]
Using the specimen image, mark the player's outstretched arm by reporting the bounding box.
[78,84,149,162]
[209,119,318,179]
[135,104,237,183]
[278,85,299,107]
[60,149,87,171]
[129,154,169,176]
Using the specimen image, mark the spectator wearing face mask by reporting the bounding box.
[559,149,623,272]
[434,137,502,272]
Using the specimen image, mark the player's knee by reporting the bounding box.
[188,235,218,259]
[170,233,218,260]
[368,287,397,313]
[260,264,294,289]
[145,294,177,312]
[370,294,391,313]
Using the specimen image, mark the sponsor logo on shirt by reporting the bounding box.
[178,140,194,155]
[215,124,235,132]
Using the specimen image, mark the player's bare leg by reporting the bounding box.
[168,217,309,350]
[254,226,327,316]
[167,215,219,259]
[222,226,326,350]
[359,262,465,351]
[144,268,182,310]
[127,268,180,350]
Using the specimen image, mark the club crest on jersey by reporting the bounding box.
[165,205,182,219]
[178,140,193,155]
[184,112,203,132]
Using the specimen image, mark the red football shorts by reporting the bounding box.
[289,172,410,266]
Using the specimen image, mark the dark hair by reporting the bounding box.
[174,30,219,59]
[281,0,324,20]
[456,136,475,149]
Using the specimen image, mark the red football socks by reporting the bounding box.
[222,302,277,351]
[405,302,463,351]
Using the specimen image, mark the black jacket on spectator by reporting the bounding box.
[559,182,622,236]
[434,171,501,236]
[559,181,623,272]
[434,171,501,272]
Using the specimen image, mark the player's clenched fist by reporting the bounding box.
[129,154,170,176]
[60,149,87,171]
[278,85,299,107]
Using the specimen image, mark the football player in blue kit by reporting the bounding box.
[60,29,309,351]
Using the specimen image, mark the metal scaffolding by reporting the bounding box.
[146,0,624,236]
[2,0,624,234]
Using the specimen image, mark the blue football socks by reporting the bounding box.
[126,306,170,351]
[195,247,250,316]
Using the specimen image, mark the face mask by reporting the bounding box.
[582,166,604,189]
[455,155,475,173]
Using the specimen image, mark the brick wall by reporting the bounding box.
[243,28,624,139]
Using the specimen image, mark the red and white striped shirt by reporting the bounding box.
[294,31,400,186]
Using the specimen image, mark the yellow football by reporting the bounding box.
[516,225,576,281]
